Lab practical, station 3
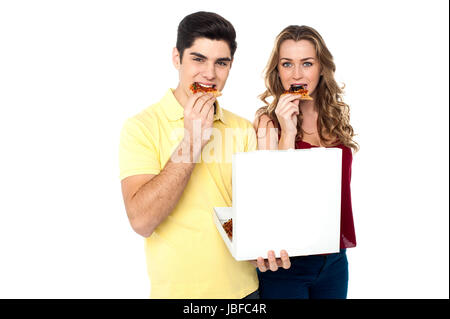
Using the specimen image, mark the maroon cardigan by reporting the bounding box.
[295,140,357,249]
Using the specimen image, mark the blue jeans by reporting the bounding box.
[243,290,260,299]
[257,249,348,299]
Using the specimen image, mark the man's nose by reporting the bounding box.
[202,62,216,80]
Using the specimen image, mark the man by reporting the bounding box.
[119,11,269,299]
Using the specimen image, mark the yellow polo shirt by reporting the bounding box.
[119,89,258,298]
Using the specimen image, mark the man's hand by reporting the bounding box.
[249,250,291,272]
[182,92,216,159]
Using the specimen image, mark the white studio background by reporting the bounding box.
[0,0,448,298]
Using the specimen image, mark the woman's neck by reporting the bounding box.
[299,100,317,119]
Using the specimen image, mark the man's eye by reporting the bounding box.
[193,58,204,62]
[217,61,228,67]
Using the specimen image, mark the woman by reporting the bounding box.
[253,25,359,299]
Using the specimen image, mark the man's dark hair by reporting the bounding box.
[176,11,237,62]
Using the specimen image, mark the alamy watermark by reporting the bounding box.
[169,120,278,164]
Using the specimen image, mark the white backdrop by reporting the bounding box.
[0,0,448,298]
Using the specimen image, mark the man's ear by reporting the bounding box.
[172,47,181,70]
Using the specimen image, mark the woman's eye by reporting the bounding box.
[282,62,292,67]
[304,62,313,67]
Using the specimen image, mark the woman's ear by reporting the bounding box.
[172,47,181,70]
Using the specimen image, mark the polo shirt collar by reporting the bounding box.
[162,89,228,125]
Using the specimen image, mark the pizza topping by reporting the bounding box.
[290,84,307,92]
[283,84,313,100]
[190,82,222,97]
[222,218,233,240]
[190,82,217,93]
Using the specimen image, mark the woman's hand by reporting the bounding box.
[249,250,291,272]
[274,94,300,135]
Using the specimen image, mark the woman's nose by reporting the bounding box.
[293,66,303,79]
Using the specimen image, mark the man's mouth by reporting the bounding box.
[197,82,216,89]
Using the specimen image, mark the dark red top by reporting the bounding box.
[295,140,357,249]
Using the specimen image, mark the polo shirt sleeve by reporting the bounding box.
[119,117,161,180]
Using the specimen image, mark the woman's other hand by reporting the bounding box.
[249,250,291,272]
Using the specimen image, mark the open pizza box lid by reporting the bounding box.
[213,148,342,261]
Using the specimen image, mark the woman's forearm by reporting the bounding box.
[278,132,296,150]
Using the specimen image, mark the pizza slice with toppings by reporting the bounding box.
[222,218,233,240]
[282,84,313,100]
[190,82,222,97]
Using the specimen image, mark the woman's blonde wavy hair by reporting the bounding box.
[256,25,359,152]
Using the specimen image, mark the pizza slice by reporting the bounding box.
[190,82,222,97]
[222,218,233,240]
[282,84,313,100]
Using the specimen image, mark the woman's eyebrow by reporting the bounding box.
[280,57,315,61]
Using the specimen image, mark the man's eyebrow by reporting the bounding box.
[280,57,315,61]
[216,57,232,62]
[190,52,208,59]
[190,52,232,62]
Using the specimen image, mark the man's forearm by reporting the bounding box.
[128,139,199,237]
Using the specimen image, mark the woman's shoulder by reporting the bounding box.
[326,137,353,159]
[254,113,279,150]
[253,113,275,132]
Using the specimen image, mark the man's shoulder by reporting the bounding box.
[123,102,164,131]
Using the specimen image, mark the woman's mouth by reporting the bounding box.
[291,83,308,89]
[289,83,308,92]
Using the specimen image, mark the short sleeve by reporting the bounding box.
[119,117,161,180]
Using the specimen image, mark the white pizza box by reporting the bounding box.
[213,148,342,261]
